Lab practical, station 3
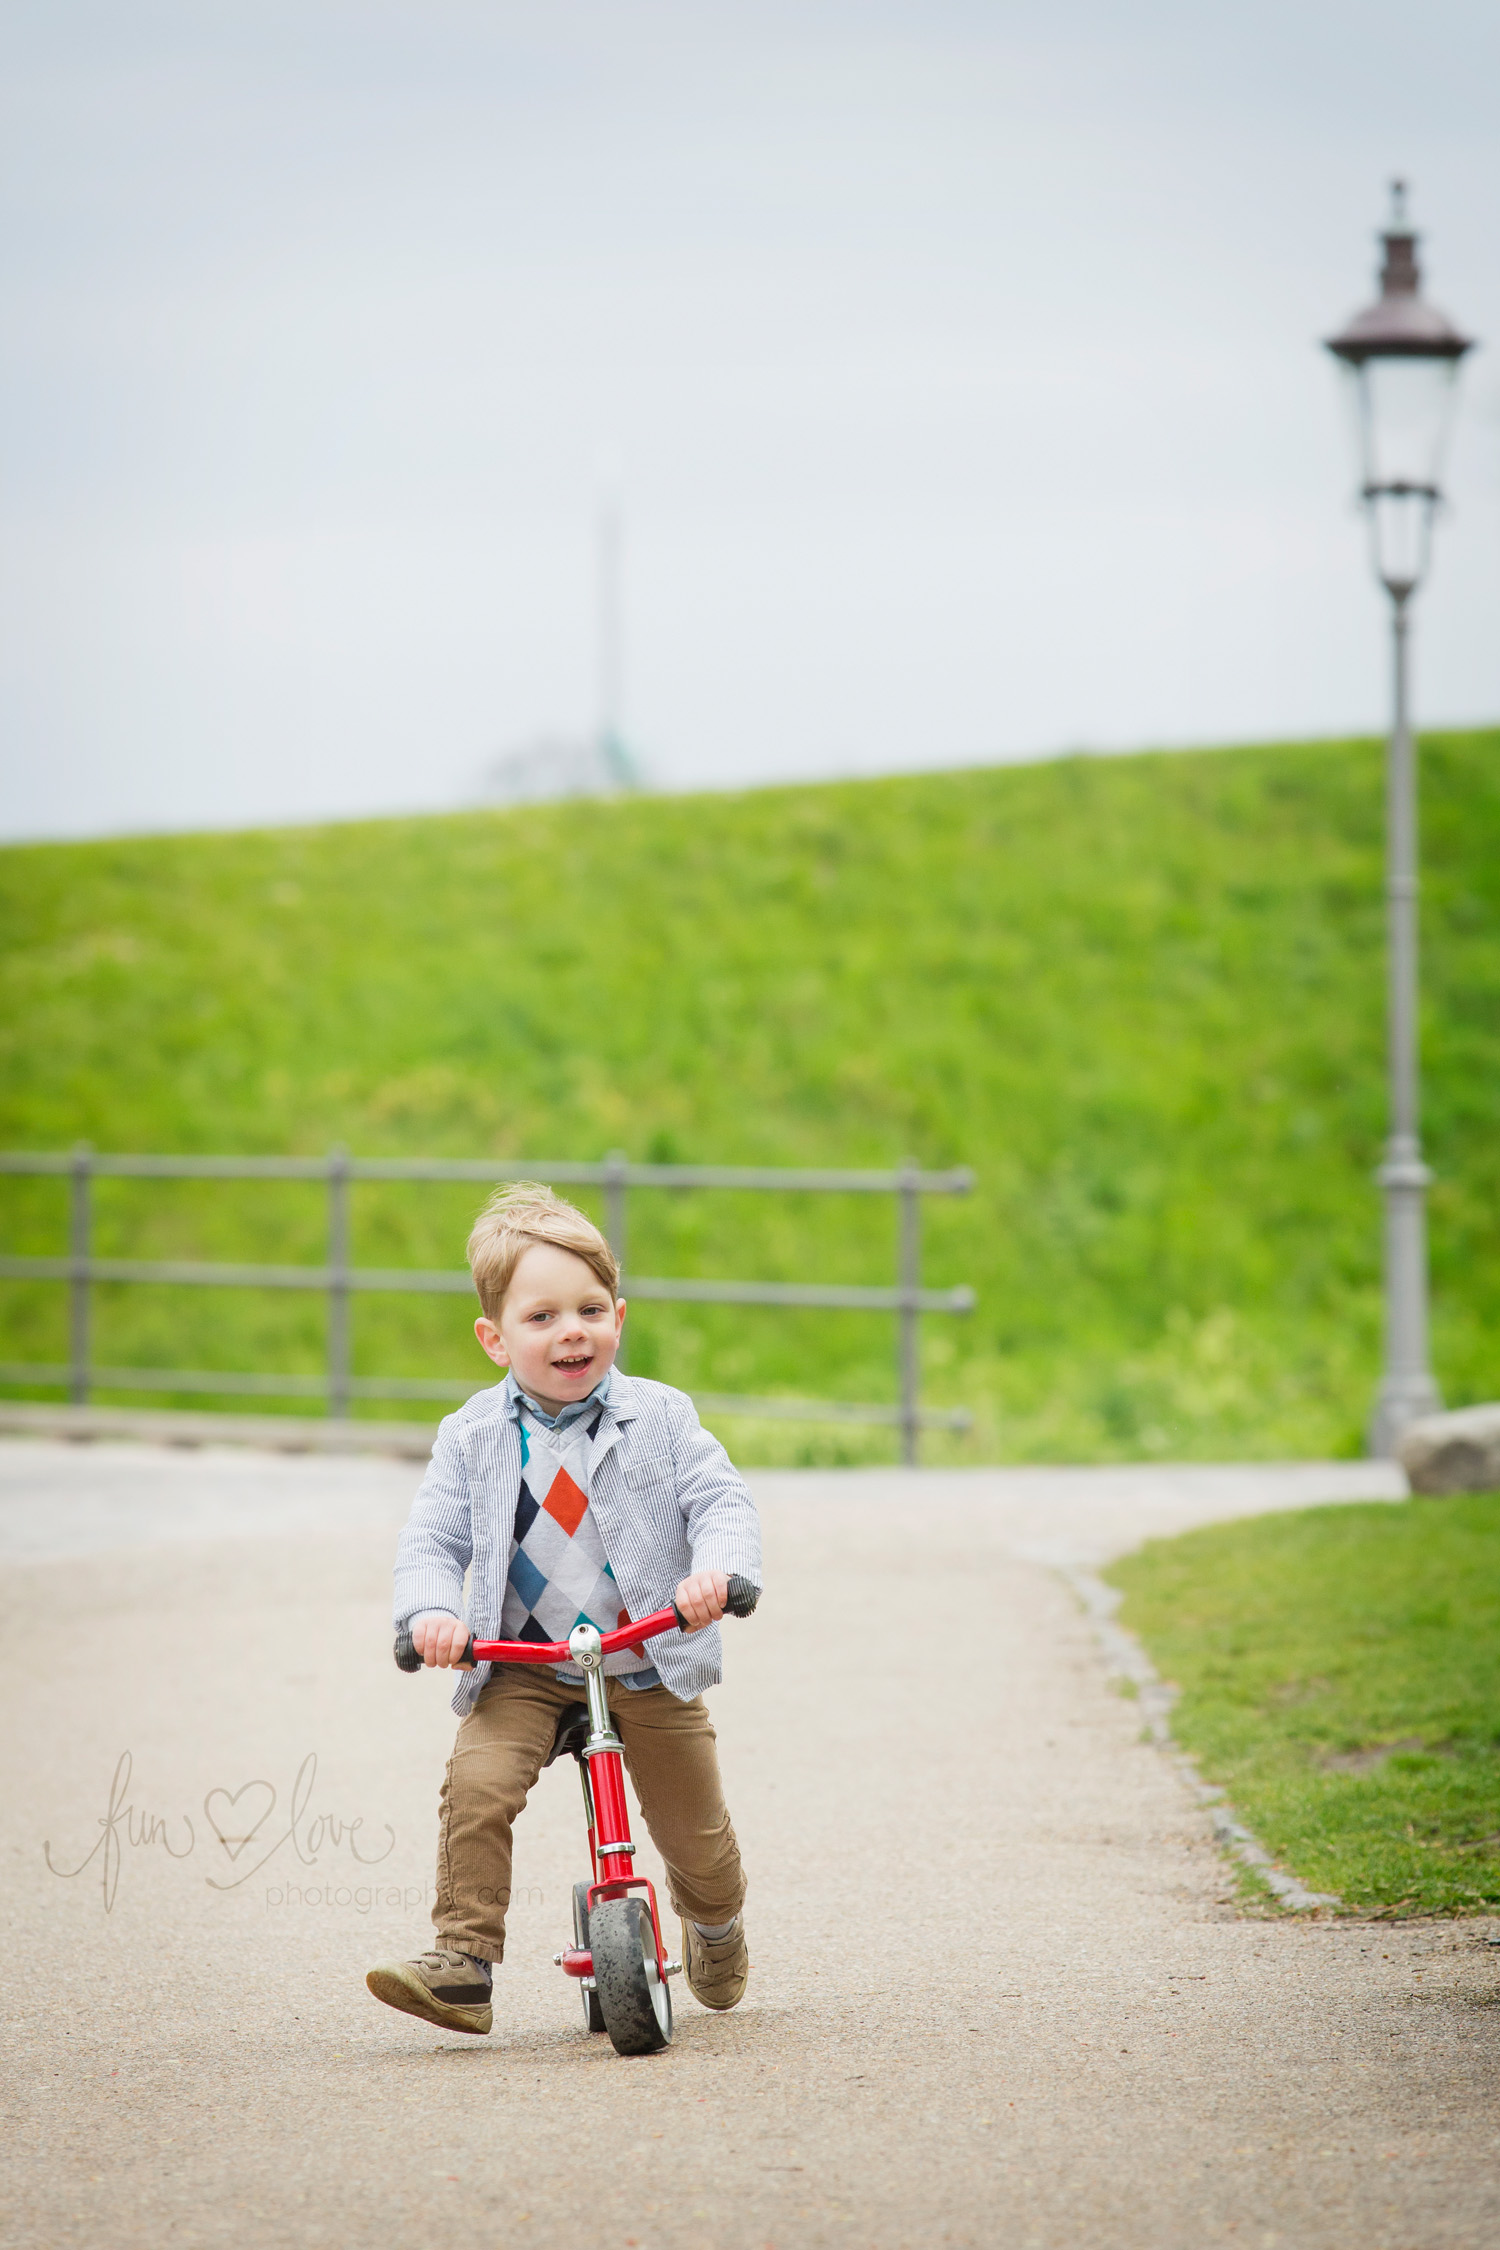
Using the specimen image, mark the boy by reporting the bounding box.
[367,1182,762,2036]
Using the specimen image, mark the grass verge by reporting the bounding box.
[1106,1495,1500,1916]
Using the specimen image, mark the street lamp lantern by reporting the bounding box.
[1323,182,1475,1457]
[1326,180,1473,596]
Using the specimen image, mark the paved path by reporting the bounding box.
[2,1440,1496,2250]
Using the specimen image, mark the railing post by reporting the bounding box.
[327,1145,351,1419]
[604,1149,629,1372]
[68,1141,92,1407]
[896,1160,921,1467]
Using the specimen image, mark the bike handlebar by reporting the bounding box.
[393,1572,760,1673]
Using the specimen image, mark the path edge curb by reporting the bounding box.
[1063,1565,1343,1915]
[0,1400,438,1459]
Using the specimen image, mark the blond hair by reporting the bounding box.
[466,1182,619,1320]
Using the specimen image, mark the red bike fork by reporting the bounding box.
[577,1753,597,1879]
[575,1654,668,1982]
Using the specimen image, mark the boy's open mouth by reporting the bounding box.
[552,1353,593,1371]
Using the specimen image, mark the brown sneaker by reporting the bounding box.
[366,1947,493,2035]
[680,1916,750,2011]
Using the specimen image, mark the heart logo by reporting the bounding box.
[204,1781,277,1861]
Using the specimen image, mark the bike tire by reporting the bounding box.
[590,1896,673,2056]
[572,1880,606,2034]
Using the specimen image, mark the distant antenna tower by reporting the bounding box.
[595,464,639,789]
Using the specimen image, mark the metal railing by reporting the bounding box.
[0,1148,975,1462]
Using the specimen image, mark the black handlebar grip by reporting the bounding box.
[669,1575,761,1631]
[393,1625,422,1672]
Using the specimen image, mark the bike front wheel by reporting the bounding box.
[590,1896,673,2055]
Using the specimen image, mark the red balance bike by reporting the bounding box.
[394,1574,758,2057]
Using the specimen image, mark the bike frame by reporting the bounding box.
[467,1607,683,1988]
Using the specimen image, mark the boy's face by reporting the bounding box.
[474,1241,626,1413]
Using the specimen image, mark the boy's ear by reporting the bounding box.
[475,1315,509,1367]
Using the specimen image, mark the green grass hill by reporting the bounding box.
[3,731,1499,1462]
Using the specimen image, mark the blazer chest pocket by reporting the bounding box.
[622,1461,685,1532]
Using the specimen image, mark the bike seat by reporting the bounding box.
[543,1704,591,1768]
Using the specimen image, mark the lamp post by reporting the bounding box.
[1324,182,1474,1457]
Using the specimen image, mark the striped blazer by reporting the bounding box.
[392,1374,763,1711]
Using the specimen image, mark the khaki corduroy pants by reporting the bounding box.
[433,1665,745,1963]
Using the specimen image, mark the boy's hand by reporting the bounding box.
[410,1614,475,1669]
[674,1571,729,1634]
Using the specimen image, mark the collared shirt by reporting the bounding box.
[501,1365,613,1433]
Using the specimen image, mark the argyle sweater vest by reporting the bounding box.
[497,1401,657,1681]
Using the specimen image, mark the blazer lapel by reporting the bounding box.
[464,1409,520,1633]
[588,1371,639,1474]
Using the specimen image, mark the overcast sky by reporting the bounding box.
[3,0,1498,841]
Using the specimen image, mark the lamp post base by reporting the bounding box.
[1370,1142,1440,1461]
[1368,1370,1443,1462]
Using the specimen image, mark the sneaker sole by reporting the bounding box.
[687,1973,749,2011]
[365,1963,493,2036]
